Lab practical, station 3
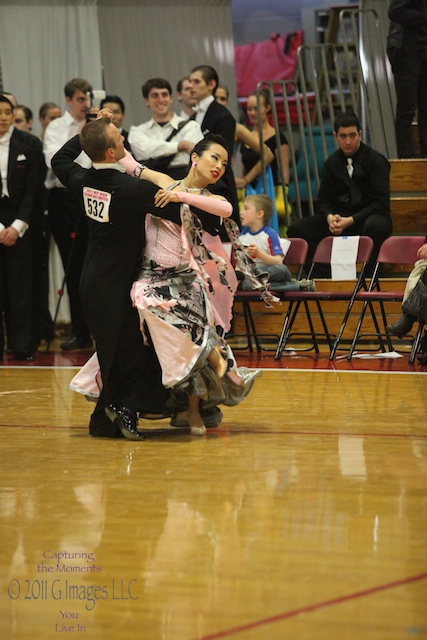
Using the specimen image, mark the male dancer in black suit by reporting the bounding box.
[52,114,184,439]
[189,65,240,231]
[0,95,41,360]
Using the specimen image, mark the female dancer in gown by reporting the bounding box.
[123,134,263,436]
[71,134,263,438]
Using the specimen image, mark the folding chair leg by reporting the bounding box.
[348,300,369,360]
[243,300,263,354]
[275,301,297,359]
[315,300,334,352]
[409,323,424,364]
[377,300,394,352]
[330,297,357,360]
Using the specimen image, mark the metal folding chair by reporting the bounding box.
[230,238,309,353]
[347,235,426,361]
[274,235,374,360]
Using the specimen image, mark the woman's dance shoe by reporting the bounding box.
[190,425,207,436]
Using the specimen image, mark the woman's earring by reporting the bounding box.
[192,161,197,168]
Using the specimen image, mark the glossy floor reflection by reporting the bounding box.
[0,367,427,639]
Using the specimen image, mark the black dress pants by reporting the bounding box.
[388,46,427,158]
[48,188,91,342]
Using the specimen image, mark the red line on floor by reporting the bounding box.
[197,572,427,639]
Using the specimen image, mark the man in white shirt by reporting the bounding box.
[128,78,203,180]
[43,78,95,350]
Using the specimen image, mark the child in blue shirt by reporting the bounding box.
[239,194,315,292]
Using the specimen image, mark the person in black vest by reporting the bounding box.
[189,65,240,233]
[287,112,392,276]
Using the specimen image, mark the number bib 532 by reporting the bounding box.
[83,187,111,223]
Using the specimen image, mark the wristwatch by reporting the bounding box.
[133,163,146,178]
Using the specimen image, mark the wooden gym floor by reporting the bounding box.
[1,340,427,639]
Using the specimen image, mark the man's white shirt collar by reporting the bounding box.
[148,112,180,129]
[0,126,13,145]
[93,162,126,172]
[194,95,214,124]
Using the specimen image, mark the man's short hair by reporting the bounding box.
[100,94,125,113]
[1,91,17,108]
[176,76,190,94]
[64,78,93,99]
[16,105,33,122]
[79,117,114,162]
[142,78,172,99]
[39,101,60,119]
[0,95,14,111]
[190,65,219,95]
[244,194,274,224]
[334,111,361,132]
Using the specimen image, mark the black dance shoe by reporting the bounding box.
[89,420,124,438]
[61,336,93,350]
[386,313,416,339]
[105,404,144,440]
[14,352,35,361]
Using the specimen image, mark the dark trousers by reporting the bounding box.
[287,213,392,277]
[0,202,34,353]
[48,188,91,341]
[30,203,54,344]
[89,307,168,429]
[388,46,427,158]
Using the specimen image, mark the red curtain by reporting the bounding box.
[234,31,303,97]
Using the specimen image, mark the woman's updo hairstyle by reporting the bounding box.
[248,88,272,111]
[190,133,228,167]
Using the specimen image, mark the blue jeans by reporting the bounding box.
[240,263,299,292]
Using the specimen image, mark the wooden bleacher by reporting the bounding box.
[389,159,427,233]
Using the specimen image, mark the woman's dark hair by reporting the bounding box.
[190,133,228,167]
[248,88,271,110]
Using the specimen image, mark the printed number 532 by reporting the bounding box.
[86,198,104,218]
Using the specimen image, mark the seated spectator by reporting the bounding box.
[287,111,392,276]
[238,194,314,292]
[100,94,131,151]
[129,77,203,180]
[386,240,427,338]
